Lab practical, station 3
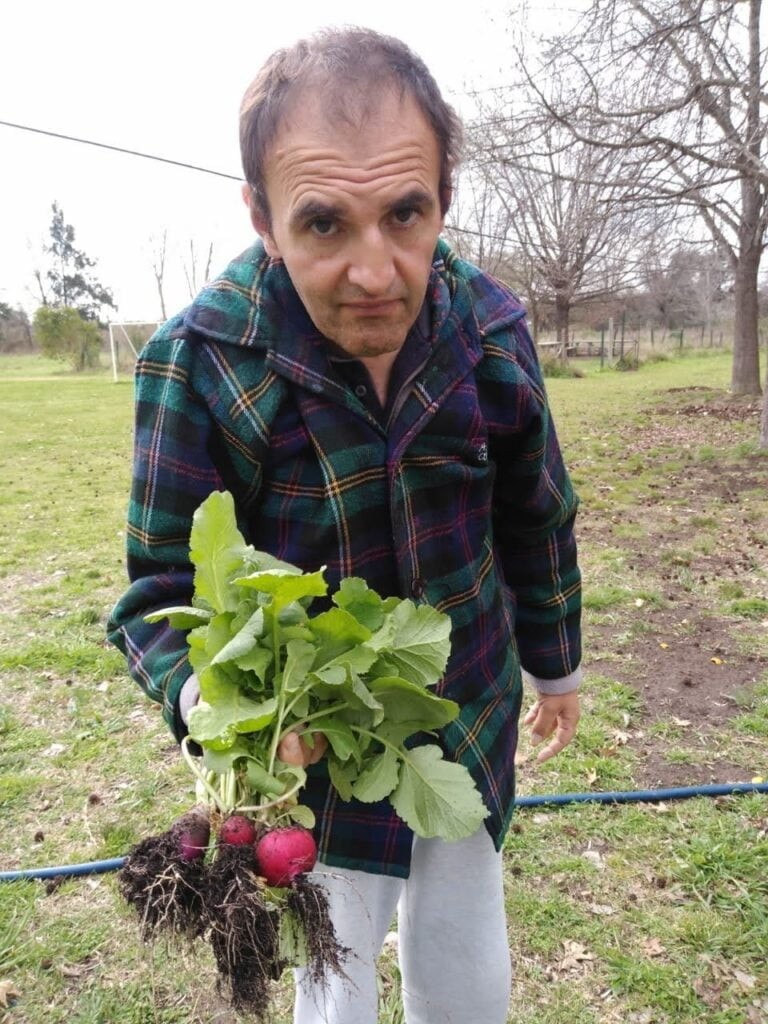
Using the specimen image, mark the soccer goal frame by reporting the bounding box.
[108,321,161,381]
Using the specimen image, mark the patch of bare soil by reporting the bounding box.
[586,608,764,788]
[582,386,768,789]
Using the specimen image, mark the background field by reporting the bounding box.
[1,349,766,1024]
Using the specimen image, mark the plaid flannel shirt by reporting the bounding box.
[107,238,581,877]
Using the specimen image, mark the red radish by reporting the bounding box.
[178,819,211,862]
[171,809,211,862]
[219,814,257,847]
[255,826,317,886]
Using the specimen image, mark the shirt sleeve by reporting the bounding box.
[488,317,582,685]
[106,328,223,740]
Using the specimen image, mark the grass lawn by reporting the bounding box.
[0,348,766,1023]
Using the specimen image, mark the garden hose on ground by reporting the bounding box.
[2,781,767,882]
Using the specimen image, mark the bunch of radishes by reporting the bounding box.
[119,807,344,1020]
[179,811,317,886]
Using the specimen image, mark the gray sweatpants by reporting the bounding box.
[293,827,512,1024]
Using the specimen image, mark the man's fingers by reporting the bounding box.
[305,732,328,764]
[535,719,578,763]
[277,729,328,767]
[522,690,581,763]
[527,705,557,746]
[277,731,305,766]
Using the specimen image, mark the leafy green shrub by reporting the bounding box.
[33,306,102,371]
[540,356,585,378]
[614,352,640,371]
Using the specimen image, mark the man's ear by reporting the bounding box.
[241,182,280,258]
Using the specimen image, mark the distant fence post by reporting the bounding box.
[620,313,626,359]
[600,327,605,369]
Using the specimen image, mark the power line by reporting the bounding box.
[0,119,242,182]
[2,117,711,279]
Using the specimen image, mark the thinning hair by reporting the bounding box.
[239,27,463,224]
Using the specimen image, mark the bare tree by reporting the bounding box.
[183,239,214,300]
[639,243,731,330]
[150,230,168,320]
[535,0,766,399]
[466,91,645,352]
[444,171,515,278]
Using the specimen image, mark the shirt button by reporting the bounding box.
[354,384,367,398]
[411,577,425,599]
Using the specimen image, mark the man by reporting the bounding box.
[108,27,582,1024]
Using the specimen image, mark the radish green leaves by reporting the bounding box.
[146,490,488,841]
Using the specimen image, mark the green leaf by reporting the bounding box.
[188,689,278,749]
[234,568,328,613]
[307,607,372,666]
[286,804,316,829]
[234,644,273,683]
[143,606,213,629]
[211,608,265,665]
[368,677,459,732]
[328,757,357,801]
[351,746,400,803]
[274,762,307,793]
[317,643,379,678]
[309,717,360,763]
[332,576,388,631]
[347,674,384,718]
[368,601,452,688]
[189,491,249,613]
[278,908,309,966]
[202,741,251,774]
[390,745,488,840]
[185,613,236,678]
[245,760,285,796]
[282,640,317,694]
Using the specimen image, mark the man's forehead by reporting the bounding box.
[271,84,434,155]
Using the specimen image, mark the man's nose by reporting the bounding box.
[346,230,397,295]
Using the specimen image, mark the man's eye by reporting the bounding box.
[309,219,337,237]
[392,207,419,226]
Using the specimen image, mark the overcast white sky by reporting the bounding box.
[1,0,573,323]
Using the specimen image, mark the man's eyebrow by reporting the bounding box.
[391,189,438,210]
[388,189,436,211]
[290,199,343,229]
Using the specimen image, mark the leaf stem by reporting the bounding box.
[238,778,304,814]
[266,607,286,781]
[278,700,351,742]
[181,737,225,812]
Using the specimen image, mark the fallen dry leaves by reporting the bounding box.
[558,940,596,972]
[0,981,20,1009]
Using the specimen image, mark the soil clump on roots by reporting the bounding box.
[119,829,207,940]
[205,844,284,1018]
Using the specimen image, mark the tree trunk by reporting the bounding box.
[761,351,768,448]
[733,4,764,397]
[731,242,762,395]
[555,292,570,358]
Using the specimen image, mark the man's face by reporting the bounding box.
[251,88,445,360]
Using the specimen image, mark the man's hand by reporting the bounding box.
[278,729,328,767]
[523,689,581,764]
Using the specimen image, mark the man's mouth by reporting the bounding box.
[343,299,402,316]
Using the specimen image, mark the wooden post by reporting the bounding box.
[620,312,626,358]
